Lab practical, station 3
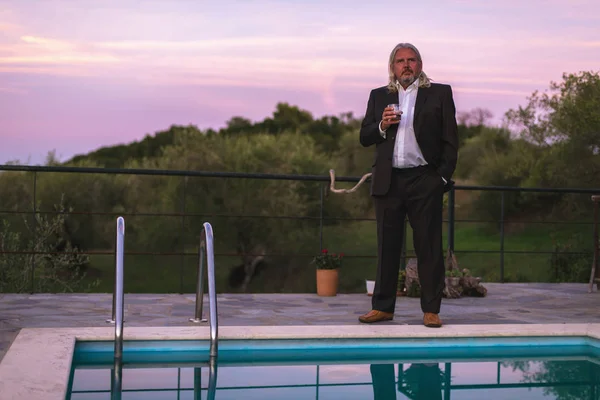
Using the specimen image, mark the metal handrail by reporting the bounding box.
[114,217,125,360]
[189,222,219,359]
[2,163,600,194]
[3,163,600,288]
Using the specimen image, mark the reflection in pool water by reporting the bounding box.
[67,337,600,399]
[68,358,600,399]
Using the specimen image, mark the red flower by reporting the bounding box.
[339,253,344,257]
[321,249,328,254]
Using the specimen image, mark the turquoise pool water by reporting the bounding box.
[67,336,600,399]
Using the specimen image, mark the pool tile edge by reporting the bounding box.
[0,328,76,400]
[1,323,599,400]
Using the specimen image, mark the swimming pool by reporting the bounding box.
[2,324,600,399]
[67,336,600,399]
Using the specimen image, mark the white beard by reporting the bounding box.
[399,74,416,86]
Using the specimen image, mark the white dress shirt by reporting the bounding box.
[379,80,447,184]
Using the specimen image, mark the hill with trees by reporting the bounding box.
[1,71,598,293]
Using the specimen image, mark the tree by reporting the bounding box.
[454,126,512,180]
[503,360,600,400]
[270,102,314,132]
[120,130,342,292]
[223,116,254,135]
[500,71,600,217]
[219,103,361,153]
[0,199,96,293]
[457,107,494,127]
[456,108,495,148]
[505,70,600,148]
[66,125,195,168]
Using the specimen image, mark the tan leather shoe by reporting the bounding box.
[423,312,442,328]
[358,310,393,323]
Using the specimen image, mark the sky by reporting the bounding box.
[1,0,599,165]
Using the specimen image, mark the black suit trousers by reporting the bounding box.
[372,165,445,314]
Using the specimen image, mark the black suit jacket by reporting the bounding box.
[359,83,459,196]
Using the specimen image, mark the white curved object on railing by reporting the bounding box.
[328,169,371,194]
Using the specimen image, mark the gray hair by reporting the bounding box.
[386,42,431,92]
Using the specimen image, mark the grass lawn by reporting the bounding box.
[81,218,593,294]
[84,253,241,293]
[323,219,591,289]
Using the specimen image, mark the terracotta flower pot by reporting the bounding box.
[316,269,338,296]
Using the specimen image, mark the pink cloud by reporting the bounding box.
[0,23,18,32]
[0,0,599,164]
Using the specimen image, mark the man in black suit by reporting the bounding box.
[358,43,458,328]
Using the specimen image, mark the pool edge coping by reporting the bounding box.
[1,323,599,400]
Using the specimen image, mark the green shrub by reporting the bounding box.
[549,235,592,283]
[0,199,98,293]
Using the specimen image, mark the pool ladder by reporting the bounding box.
[112,217,126,360]
[107,219,219,399]
[107,217,125,400]
[189,222,219,359]
[107,219,219,357]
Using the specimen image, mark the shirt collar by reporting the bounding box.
[395,77,420,93]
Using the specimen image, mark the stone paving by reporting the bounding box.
[1,283,598,362]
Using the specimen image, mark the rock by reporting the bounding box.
[461,275,480,290]
[445,248,458,270]
[405,258,421,298]
[459,269,487,297]
[404,256,487,299]
[443,277,463,299]
[461,276,488,297]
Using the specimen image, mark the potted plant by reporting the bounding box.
[397,269,407,296]
[313,249,343,296]
[445,269,462,286]
[444,268,464,299]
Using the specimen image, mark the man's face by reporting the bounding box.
[392,48,422,87]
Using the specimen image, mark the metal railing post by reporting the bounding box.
[400,219,407,270]
[497,362,501,384]
[319,185,324,251]
[180,176,187,294]
[106,224,117,324]
[30,171,37,294]
[448,188,455,252]
[190,236,207,323]
[194,366,202,400]
[106,264,116,323]
[589,196,600,292]
[114,217,125,360]
[500,192,505,283]
[444,362,452,399]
